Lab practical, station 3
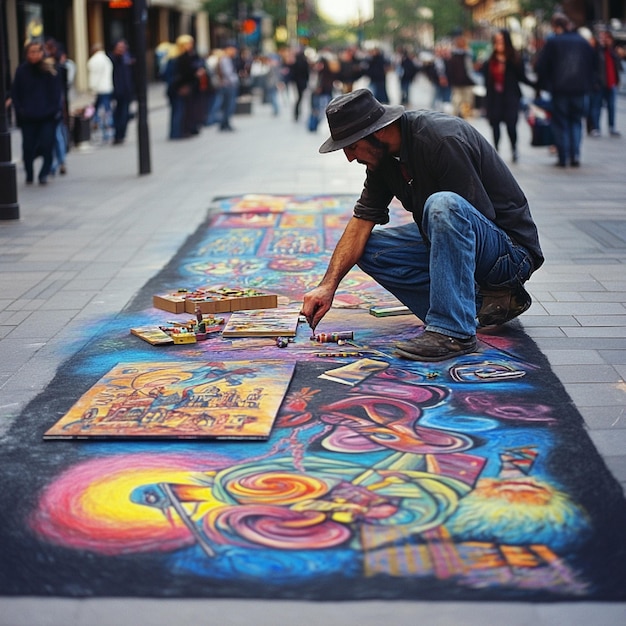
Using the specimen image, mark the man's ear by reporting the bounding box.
[372,127,389,144]
[375,121,400,145]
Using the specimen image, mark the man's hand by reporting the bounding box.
[301,284,335,332]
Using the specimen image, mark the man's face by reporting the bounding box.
[26,44,44,64]
[343,134,389,171]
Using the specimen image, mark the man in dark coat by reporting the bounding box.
[109,39,135,145]
[535,13,595,166]
[302,90,543,362]
[11,41,62,184]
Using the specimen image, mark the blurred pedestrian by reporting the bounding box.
[87,43,114,142]
[11,41,62,185]
[217,43,240,132]
[109,39,135,145]
[590,28,621,138]
[164,35,199,139]
[398,48,419,105]
[260,55,282,116]
[204,49,224,127]
[364,47,390,103]
[446,32,477,118]
[577,26,598,136]
[338,46,363,94]
[44,38,69,176]
[289,46,310,122]
[308,54,337,132]
[535,13,594,167]
[428,43,452,113]
[481,30,536,162]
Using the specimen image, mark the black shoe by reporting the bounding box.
[477,285,532,327]
[395,331,477,362]
[570,160,580,167]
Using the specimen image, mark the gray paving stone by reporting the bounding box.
[519,315,579,327]
[562,326,626,338]
[551,364,623,383]
[588,428,626,457]
[604,455,626,485]
[578,405,626,429]
[565,382,626,407]
[543,302,625,315]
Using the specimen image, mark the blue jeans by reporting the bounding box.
[51,120,67,174]
[113,96,131,141]
[590,86,617,132]
[205,91,223,126]
[357,192,534,339]
[169,92,190,139]
[220,85,239,130]
[93,93,113,140]
[551,94,586,164]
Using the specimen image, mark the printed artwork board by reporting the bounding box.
[130,326,175,345]
[43,360,296,441]
[221,307,301,338]
[318,358,389,386]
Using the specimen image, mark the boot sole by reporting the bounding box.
[394,344,477,362]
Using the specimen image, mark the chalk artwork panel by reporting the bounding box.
[221,308,301,337]
[43,360,296,441]
[2,195,625,601]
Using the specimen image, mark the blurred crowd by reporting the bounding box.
[5,18,624,185]
[156,20,623,170]
[6,36,135,185]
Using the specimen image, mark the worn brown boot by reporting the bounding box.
[477,285,532,327]
[395,331,477,362]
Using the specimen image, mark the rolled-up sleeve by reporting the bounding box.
[353,201,389,224]
[352,168,394,225]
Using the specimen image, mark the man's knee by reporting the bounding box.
[423,192,469,233]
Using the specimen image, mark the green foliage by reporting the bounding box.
[518,0,559,19]
[202,1,287,22]
[201,0,475,49]
[363,0,470,43]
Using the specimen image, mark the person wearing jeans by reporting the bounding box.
[301,89,543,362]
[590,28,622,138]
[534,13,595,166]
[357,195,534,341]
[87,44,114,142]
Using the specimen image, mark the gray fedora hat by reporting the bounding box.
[319,89,404,154]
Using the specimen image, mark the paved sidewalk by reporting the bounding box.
[1,76,625,625]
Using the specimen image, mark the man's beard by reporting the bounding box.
[361,134,389,171]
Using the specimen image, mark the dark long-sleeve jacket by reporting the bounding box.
[353,110,544,271]
[110,52,135,100]
[481,55,535,123]
[11,61,62,123]
[535,32,594,95]
[596,44,622,88]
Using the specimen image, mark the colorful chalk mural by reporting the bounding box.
[1,194,625,600]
